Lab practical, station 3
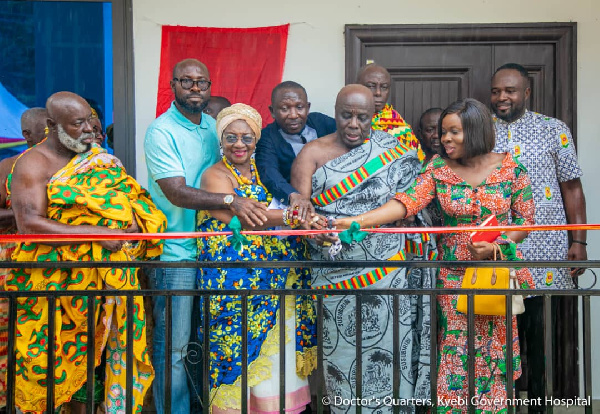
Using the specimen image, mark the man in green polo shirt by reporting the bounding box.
[144,58,267,414]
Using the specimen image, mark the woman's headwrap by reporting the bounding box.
[216,103,262,141]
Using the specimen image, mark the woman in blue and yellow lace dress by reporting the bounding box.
[196,104,317,414]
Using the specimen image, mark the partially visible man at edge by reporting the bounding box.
[6,91,166,413]
[203,95,231,119]
[414,107,443,228]
[0,107,48,219]
[491,62,587,408]
[21,107,48,148]
[290,85,433,412]
[357,64,425,162]
[415,107,442,165]
[255,81,336,221]
[0,106,47,409]
[144,58,267,414]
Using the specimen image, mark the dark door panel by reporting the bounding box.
[364,44,492,127]
[346,23,576,136]
[389,68,468,128]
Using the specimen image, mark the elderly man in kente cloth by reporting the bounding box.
[6,91,166,413]
[357,64,425,162]
[291,85,434,413]
[0,107,48,408]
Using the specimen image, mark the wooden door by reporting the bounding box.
[345,22,578,399]
[345,23,576,136]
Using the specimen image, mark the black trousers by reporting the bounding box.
[517,295,579,412]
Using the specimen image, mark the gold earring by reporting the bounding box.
[44,126,49,135]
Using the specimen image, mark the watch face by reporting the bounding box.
[224,194,234,204]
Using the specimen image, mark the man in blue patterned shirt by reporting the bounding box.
[491,62,587,409]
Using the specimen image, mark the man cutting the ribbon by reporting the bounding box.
[290,84,434,413]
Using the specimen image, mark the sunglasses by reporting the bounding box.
[223,134,255,145]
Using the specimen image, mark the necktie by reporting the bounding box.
[300,135,307,144]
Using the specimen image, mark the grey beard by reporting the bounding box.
[57,125,93,153]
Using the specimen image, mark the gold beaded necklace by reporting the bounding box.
[221,156,272,204]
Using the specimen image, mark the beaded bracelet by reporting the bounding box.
[283,208,300,228]
[282,208,289,226]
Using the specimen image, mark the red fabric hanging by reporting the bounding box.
[156,24,289,126]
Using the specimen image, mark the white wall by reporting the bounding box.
[133,0,600,396]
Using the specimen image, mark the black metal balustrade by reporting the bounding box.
[1,259,597,414]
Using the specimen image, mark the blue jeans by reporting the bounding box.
[149,266,197,414]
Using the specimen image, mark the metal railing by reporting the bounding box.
[1,258,597,414]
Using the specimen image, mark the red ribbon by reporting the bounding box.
[0,223,595,243]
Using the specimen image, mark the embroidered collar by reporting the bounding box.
[493,109,531,127]
[431,153,519,186]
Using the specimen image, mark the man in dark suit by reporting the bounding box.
[256,81,336,220]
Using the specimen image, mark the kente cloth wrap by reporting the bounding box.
[197,181,317,412]
[5,146,166,413]
[0,241,12,408]
[396,154,536,412]
[308,130,435,413]
[0,144,36,408]
[371,104,425,162]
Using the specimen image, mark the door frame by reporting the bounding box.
[345,23,576,136]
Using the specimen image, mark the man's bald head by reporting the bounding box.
[203,96,231,119]
[46,91,91,122]
[172,58,209,79]
[21,107,48,147]
[356,64,391,113]
[335,84,374,149]
[335,84,375,113]
[356,64,390,84]
[46,92,95,154]
[171,59,212,118]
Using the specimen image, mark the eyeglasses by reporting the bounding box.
[223,134,255,145]
[172,78,212,91]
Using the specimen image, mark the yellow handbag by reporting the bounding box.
[456,243,520,316]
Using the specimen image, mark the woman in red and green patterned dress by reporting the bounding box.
[335,98,536,412]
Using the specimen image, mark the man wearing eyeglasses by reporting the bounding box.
[144,58,268,414]
[357,64,424,161]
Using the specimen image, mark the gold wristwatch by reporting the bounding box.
[223,194,235,207]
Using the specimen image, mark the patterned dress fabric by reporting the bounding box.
[371,104,425,162]
[309,131,435,413]
[5,146,166,413]
[493,110,583,289]
[396,154,536,413]
[0,240,12,409]
[197,178,317,413]
[0,145,34,408]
